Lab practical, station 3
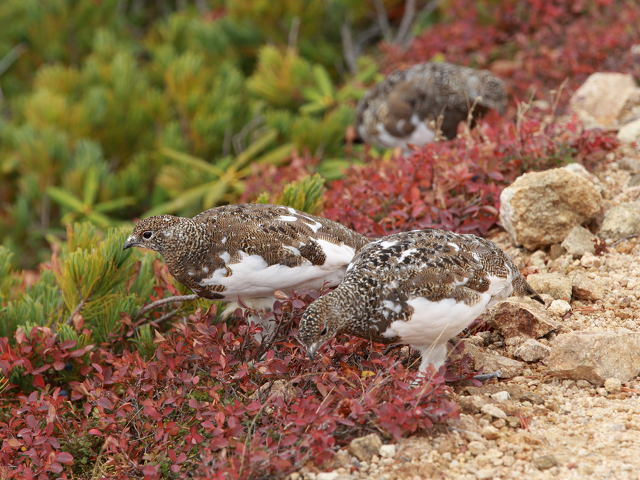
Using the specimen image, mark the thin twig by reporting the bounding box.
[150,308,181,326]
[0,44,26,77]
[288,17,301,49]
[395,0,416,47]
[372,0,392,41]
[135,294,198,318]
[341,22,358,74]
[66,297,88,326]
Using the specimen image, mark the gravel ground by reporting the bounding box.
[297,148,640,480]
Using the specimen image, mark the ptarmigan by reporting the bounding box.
[356,62,507,150]
[124,204,369,312]
[299,228,542,372]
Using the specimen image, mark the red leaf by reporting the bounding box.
[56,452,74,465]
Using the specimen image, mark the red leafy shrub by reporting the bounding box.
[323,111,618,237]
[385,0,640,109]
[0,328,93,393]
[0,293,473,479]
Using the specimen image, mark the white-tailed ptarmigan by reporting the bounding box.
[124,204,369,312]
[298,228,542,372]
[356,62,507,150]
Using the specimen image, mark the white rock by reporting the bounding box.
[378,444,397,459]
[514,339,551,362]
[480,404,507,419]
[316,473,339,480]
[490,391,511,402]
[476,468,495,479]
[604,377,622,393]
[548,299,571,316]
[569,72,640,129]
[618,118,640,143]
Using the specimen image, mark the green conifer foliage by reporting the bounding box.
[0,1,382,271]
[0,223,157,343]
[257,174,325,214]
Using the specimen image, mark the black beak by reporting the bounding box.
[123,237,136,250]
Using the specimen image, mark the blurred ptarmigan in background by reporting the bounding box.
[356,62,507,150]
[124,204,369,314]
[299,228,542,372]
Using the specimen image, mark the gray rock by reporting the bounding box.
[527,273,573,301]
[487,298,559,338]
[569,72,640,129]
[561,226,596,258]
[533,455,559,470]
[464,343,524,379]
[514,339,551,362]
[500,168,602,250]
[619,156,640,172]
[628,173,640,187]
[545,331,640,385]
[599,201,640,240]
[348,434,383,462]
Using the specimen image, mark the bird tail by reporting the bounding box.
[514,276,545,305]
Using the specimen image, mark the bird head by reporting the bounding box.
[124,215,183,254]
[479,74,507,114]
[298,294,342,360]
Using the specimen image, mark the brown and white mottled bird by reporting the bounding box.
[124,204,369,312]
[299,228,541,372]
[356,62,507,150]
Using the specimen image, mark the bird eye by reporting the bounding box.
[142,231,153,240]
[320,325,328,336]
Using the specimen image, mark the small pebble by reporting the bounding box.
[548,299,571,316]
[468,441,485,456]
[480,404,507,419]
[533,454,558,470]
[604,377,622,393]
[481,425,500,440]
[379,444,397,458]
[490,391,511,402]
[316,473,339,480]
[475,468,495,479]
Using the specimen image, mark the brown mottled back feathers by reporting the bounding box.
[330,229,539,342]
[357,62,507,147]
[131,204,370,300]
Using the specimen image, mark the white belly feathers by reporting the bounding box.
[199,239,356,299]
